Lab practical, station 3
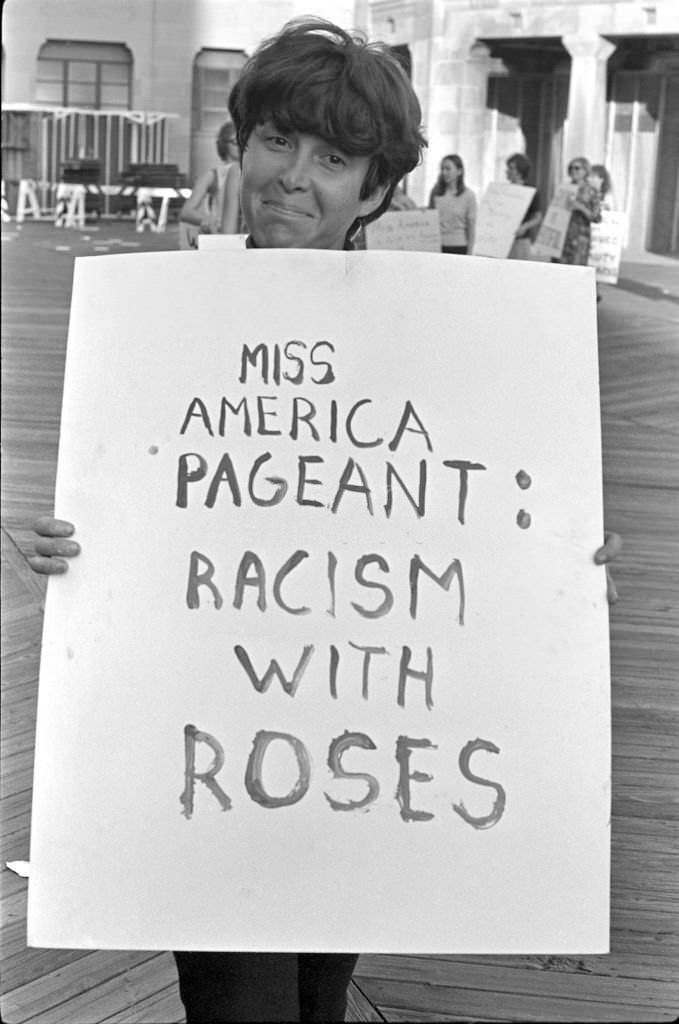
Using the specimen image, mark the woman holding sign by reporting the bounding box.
[428,154,477,254]
[561,156,602,266]
[28,20,623,1024]
[505,153,542,260]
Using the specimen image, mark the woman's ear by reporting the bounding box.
[358,182,390,221]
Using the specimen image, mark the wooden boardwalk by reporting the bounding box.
[2,221,678,1022]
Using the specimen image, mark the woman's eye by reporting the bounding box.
[264,133,289,148]
[326,154,347,168]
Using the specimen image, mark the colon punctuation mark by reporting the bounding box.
[515,468,532,529]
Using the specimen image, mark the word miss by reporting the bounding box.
[239,340,336,386]
[181,725,506,829]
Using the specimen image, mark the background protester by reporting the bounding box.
[589,163,615,210]
[179,121,241,249]
[428,154,476,254]
[505,152,542,259]
[561,156,602,266]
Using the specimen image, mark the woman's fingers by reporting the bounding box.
[594,531,623,565]
[27,555,70,575]
[29,518,79,574]
[34,536,80,558]
[32,516,75,538]
[605,566,618,604]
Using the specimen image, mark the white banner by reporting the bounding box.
[472,183,535,259]
[533,184,578,260]
[364,209,441,252]
[198,234,248,250]
[28,250,610,953]
[588,211,626,285]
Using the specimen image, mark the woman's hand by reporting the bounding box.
[594,531,623,604]
[200,213,219,234]
[28,517,80,575]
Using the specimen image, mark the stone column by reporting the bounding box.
[562,34,616,166]
[424,36,493,202]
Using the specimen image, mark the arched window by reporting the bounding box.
[192,48,245,135]
[36,40,132,109]
[189,48,245,178]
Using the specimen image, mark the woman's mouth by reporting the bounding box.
[263,200,313,219]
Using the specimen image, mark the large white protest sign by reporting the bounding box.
[28,250,610,953]
[471,182,535,258]
[364,209,441,251]
[198,233,248,250]
[532,184,578,260]
[589,211,626,284]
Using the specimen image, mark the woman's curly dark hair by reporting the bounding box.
[228,18,427,228]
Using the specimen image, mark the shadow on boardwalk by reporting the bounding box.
[2,220,678,1022]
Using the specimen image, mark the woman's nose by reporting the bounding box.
[280,151,312,191]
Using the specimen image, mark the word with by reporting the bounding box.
[186,548,465,625]
[239,341,336,386]
[180,724,506,829]
[233,642,436,709]
[176,451,486,522]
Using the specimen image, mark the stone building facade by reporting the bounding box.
[2,0,678,254]
[372,0,679,255]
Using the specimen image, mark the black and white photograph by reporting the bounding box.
[1,1,678,1021]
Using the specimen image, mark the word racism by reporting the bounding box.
[176,341,487,522]
[174,342,504,828]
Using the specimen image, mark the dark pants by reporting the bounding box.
[173,951,359,1022]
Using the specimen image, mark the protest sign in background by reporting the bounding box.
[28,250,610,953]
[364,209,441,251]
[532,184,578,260]
[589,211,626,284]
[471,182,535,258]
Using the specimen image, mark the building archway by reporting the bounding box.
[483,38,569,202]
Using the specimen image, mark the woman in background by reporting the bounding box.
[588,164,614,210]
[428,154,476,254]
[179,121,240,248]
[505,152,542,259]
[561,156,601,266]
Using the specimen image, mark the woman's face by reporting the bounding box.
[569,161,588,184]
[240,121,387,250]
[588,170,603,192]
[506,162,522,185]
[441,159,460,185]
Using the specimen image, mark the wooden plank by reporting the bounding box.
[1,950,94,1002]
[347,979,387,1022]
[100,984,185,1023]
[353,956,679,1011]
[1,951,168,1024]
[357,977,677,1023]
